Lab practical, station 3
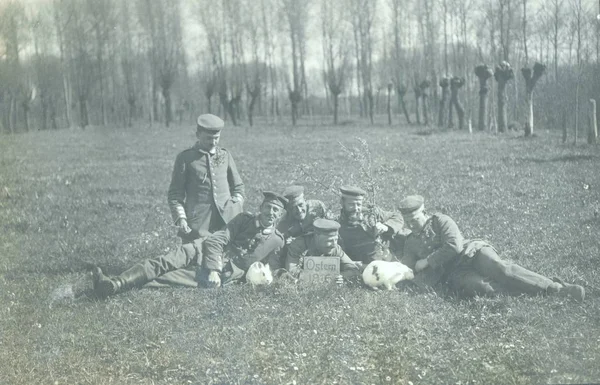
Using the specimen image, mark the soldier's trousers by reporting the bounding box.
[448,246,556,297]
[129,238,207,288]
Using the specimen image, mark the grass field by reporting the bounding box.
[1,117,599,385]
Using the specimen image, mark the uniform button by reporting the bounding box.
[212,173,215,176]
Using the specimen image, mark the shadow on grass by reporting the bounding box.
[515,154,600,163]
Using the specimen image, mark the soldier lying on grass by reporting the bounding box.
[336,186,407,265]
[92,192,287,297]
[285,218,360,284]
[398,195,585,302]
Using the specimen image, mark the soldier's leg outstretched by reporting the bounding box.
[472,247,584,302]
[93,242,201,298]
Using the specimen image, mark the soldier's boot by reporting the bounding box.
[549,278,585,302]
[92,265,148,298]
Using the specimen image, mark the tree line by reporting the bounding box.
[1,0,599,139]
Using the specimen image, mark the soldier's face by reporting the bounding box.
[342,198,363,220]
[402,211,427,233]
[288,197,307,221]
[259,201,284,227]
[314,232,338,253]
[196,130,221,152]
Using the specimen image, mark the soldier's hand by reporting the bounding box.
[415,259,429,272]
[178,218,192,234]
[207,271,221,288]
[231,194,243,204]
[374,222,389,235]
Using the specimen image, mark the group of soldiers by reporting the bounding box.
[92,114,585,302]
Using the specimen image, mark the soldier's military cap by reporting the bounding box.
[196,114,225,132]
[340,185,367,200]
[283,185,304,203]
[398,195,425,214]
[313,218,341,234]
[262,191,288,208]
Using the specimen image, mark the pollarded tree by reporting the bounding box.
[0,0,27,133]
[420,79,431,126]
[494,61,514,133]
[448,76,465,130]
[138,0,184,127]
[321,0,351,125]
[438,77,450,127]
[474,64,493,131]
[521,62,546,137]
[413,80,422,125]
[281,0,310,126]
[395,83,411,124]
[350,0,376,124]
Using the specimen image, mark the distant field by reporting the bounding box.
[1,117,599,384]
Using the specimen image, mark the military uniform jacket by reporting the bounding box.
[276,199,332,241]
[168,144,245,237]
[203,212,285,272]
[285,235,359,278]
[402,213,465,286]
[337,206,405,263]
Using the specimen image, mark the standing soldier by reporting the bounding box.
[277,185,333,243]
[399,195,585,301]
[92,192,287,297]
[168,114,245,243]
[337,186,406,265]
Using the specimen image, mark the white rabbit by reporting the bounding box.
[245,261,273,286]
[362,260,414,290]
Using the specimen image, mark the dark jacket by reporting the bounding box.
[168,144,244,237]
[203,212,284,272]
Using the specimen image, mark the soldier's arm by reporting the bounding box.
[400,236,419,270]
[203,214,244,271]
[236,235,285,271]
[167,152,187,224]
[285,237,307,276]
[226,151,245,201]
[378,208,405,235]
[425,214,464,268]
[336,246,360,279]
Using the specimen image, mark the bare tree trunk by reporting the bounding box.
[396,84,411,124]
[333,92,340,125]
[79,96,89,128]
[387,83,392,125]
[560,111,567,143]
[475,65,493,131]
[588,99,598,144]
[414,84,422,125]
[439,77,449,127]
[450,77,465,130]
[494,61,514,133]
[521,63,546,137]
[420,80,431,126]
[163,87,172,127]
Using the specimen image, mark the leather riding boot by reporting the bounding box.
[93,265,149,298]
[550,277,585,302]
[92,267,120,298]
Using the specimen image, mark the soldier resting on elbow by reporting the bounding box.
[399,195,585,302]
[92,192,287,297]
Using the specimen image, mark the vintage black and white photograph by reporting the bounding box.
[1,0,599,383]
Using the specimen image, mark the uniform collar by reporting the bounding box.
[194,142,217,155]
[255,216,275,235]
